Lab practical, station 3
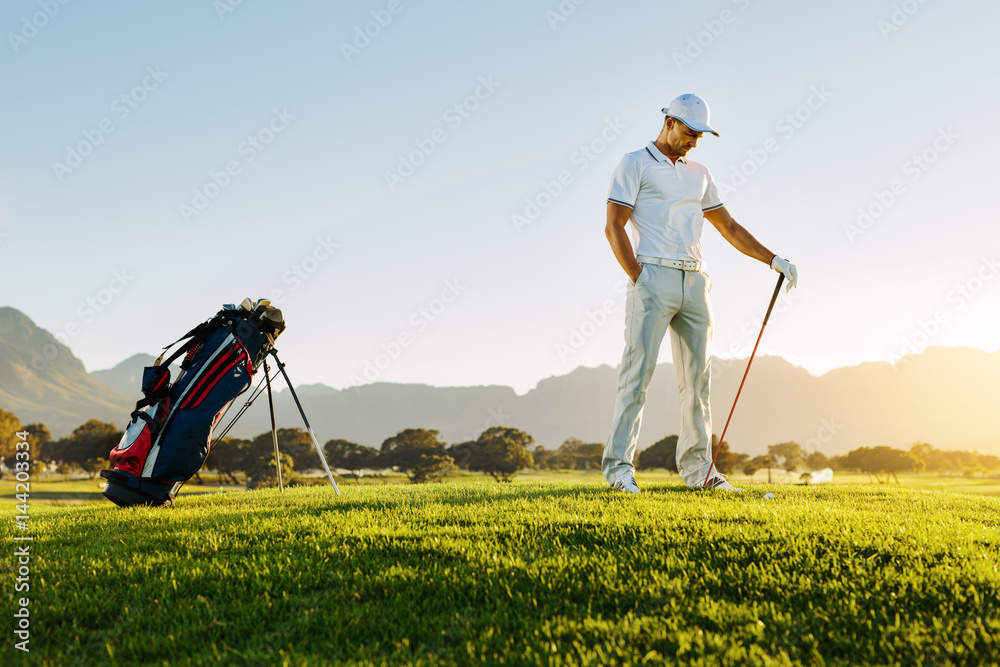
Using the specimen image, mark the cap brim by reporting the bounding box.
[662,111,719,137]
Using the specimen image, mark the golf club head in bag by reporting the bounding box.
[101,299,285,507]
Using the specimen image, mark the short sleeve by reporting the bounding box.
[607,155,641,209]
[701,167,724,212]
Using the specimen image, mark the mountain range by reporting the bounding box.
[1,306,997,456]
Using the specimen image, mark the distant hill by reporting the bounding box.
[0,307,134,435]
[1,306,998,455]
[211,349,999,457]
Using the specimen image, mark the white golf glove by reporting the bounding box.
[770,255,798,291]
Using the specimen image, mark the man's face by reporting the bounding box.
[666,118,703,157]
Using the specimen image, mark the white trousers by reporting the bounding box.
[602,263,715,487]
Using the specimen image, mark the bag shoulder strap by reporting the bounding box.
[134,317,224,411]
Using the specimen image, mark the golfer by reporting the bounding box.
[602,93,798,494]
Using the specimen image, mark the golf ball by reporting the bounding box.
[763,493,775,500]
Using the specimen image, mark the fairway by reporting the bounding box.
[4,481,1000,666]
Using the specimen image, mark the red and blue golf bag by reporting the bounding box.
[101,299,285,507]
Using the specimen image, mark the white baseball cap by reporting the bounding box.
[662,94,719,137]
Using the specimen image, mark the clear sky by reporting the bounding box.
[2,0,998,394]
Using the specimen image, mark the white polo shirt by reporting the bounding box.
[607,141,724,262]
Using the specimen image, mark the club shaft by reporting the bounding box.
[703,274,785,487]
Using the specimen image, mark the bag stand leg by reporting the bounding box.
[270,350,340,496]
[264,360,284,493]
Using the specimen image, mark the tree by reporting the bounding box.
[204,437,248,484]
[556,437,603,470]
[805,450,830,470]
[246,452,295,490]
[637,436,678,472]
[768,442,805,473]
[52,420,122,466]
[244,428,322,472]
[910,443,948,472]
[380,428,455,483]
[0,414,49,475]
[0,409,24,460]
[24,423,51,461]
[531,445,558,470]
[83,458,109,480]
[468,428,535,482]
[977,454,1000,472]
[941,449,983,477]
[712,437,748,475]
[745,455,771,480]
[554,437,581,469]
[479,426,534,450]
[446,441,476,470]
[575,443,604,470]
[840,446,922,483]
[324,439,379,482]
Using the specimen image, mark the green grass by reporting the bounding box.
[3,481,999,666]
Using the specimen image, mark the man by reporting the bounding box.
[602,93,798,494]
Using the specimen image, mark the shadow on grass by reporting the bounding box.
[1,491,105,501]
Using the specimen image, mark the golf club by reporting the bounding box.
[703,273,785,487]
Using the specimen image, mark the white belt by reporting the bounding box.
[636,255,702,272]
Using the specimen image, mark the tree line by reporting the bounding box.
[0,408,542,486]
[710,440,1000,483]
[3,408,999,486]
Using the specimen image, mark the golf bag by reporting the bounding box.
[101,299,286,507]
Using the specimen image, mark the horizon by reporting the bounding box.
[5,300,997,395]
[5,303,1000,455]
[74,330,999,395]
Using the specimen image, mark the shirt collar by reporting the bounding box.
[646,141,687,165]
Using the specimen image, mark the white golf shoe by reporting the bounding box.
[703,472,743,492]
[611,473,641,494]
